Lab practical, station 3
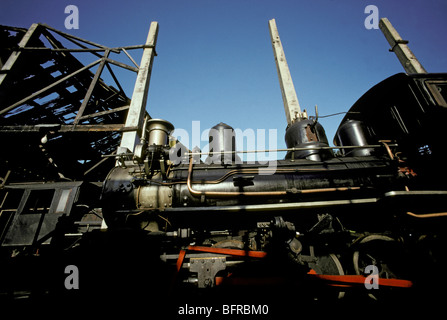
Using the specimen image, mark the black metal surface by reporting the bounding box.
[101,156,397,228]
[205,122,241,164]
[335,73,447,189]
[334,120,375,157]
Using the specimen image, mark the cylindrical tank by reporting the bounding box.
[334,120,374,157]
[147,119,174,146]
[101,156,395,228]
[285,119,333,161]
[205,122,241,164]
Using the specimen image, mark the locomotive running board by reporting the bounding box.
[164,190,447,214]
[164,197,378,213]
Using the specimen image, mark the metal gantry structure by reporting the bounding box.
[0,22,158,183]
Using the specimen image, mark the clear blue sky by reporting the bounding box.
[2,0,447,158]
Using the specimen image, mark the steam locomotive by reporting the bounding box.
[99,72,447,295]
[1,19,447,314]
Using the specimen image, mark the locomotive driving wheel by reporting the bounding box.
[352,234,404,300]
[310,253,346,300]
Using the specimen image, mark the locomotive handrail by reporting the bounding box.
[184,144,398,157]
